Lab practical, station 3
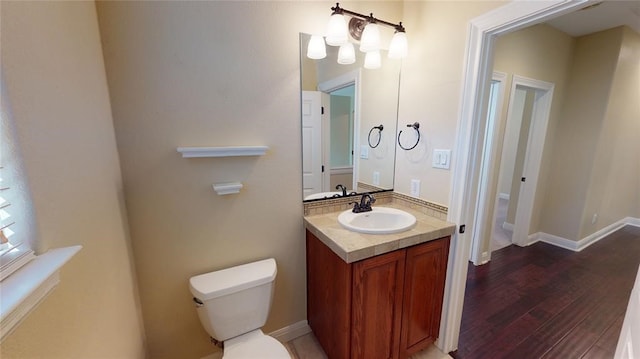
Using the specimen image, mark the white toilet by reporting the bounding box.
[189,258,290,359]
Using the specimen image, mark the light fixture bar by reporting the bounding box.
[331,3,405,33]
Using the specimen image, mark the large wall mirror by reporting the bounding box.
[300,33,401,202]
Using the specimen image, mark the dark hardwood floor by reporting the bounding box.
[451,225,640,359]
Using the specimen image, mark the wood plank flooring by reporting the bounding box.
[452,225,640,359]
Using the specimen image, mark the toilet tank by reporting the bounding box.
[189,258,277,341]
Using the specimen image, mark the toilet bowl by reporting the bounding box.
[189,258,290,359]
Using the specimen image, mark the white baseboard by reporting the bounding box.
[531,217,640,252]
[498,193,510,200]
[530,231,577,251]
[626,217,640,227]
[269,320,311,343]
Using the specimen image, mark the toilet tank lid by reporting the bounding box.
[189,258,277,301]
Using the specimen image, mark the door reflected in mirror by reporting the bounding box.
[300,33,401,202]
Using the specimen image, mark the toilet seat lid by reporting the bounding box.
[223,332,290,359]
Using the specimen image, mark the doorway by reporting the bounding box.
[302,70,361,199]
[494,84,538,250]
[440,1,586,352]
[319,70,361,194]
[469,74,555,265]
[505,77,554,248]
[327,85,355,191]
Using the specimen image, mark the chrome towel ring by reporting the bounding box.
[368,125,384,148]
[398,122,420,150]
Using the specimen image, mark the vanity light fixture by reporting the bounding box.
[307,34,327,59]
[307,2,408,66]
[337,42,356,64]
[364,50,381,69]
[359,20,381,53]
[326,8,349,46]
[388,27,408,59]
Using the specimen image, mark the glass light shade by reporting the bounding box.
[359,23,381,52]
[326,14,349,46]
[388,32,408,59]
[364,50,381,69]
[337,42,356,65]
[307,35,327,59]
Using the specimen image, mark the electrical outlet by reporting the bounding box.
[410,179,420,197]
[592,213,598,224]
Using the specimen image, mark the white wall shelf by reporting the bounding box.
[176,146,268,158]
[212,182,243,195]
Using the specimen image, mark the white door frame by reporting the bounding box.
[318,69,361,191]
[469,71,507,265]
[439,0,588,352]
[510,76,555,247]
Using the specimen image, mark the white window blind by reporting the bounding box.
[0,168,34,281]
[0,92,36,281]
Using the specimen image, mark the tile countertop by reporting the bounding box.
[303,202,456,263]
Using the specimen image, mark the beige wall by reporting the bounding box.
[95,1,404,358]
[578,27,640,238]
[395,1,504,206]
[540,27,626,240]
[1,1,145,358]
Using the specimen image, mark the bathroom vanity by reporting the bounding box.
[304,203,455,359]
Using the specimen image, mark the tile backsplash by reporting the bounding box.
[303,191,448,221]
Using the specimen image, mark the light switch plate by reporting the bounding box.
[433,149,451,169]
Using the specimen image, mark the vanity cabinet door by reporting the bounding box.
[399,237,450,358]
[351,249,406,359]
[306,230,451,359]
[306,230,352,359]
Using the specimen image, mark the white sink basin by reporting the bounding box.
[337,207,417,234]
[304,191,342,200]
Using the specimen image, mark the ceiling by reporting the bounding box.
[546,1,640,37]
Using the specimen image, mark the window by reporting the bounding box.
[0,75,80,343]
[0,165,35,281]
[0,90,36,281]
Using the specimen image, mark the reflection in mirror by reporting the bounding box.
[300,33,401,202]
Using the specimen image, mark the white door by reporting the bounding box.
[321,92,331,192]
[510,76,554,247]
[302,91,322,199]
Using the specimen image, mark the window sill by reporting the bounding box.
[0,245,81,341]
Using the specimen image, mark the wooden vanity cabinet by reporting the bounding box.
[306,230,450,359]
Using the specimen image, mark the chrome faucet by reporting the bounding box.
[349,193,376,213]
[335,184,347,197]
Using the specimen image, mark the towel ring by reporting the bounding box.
[398,122,420,150]
[368,125,384,148]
